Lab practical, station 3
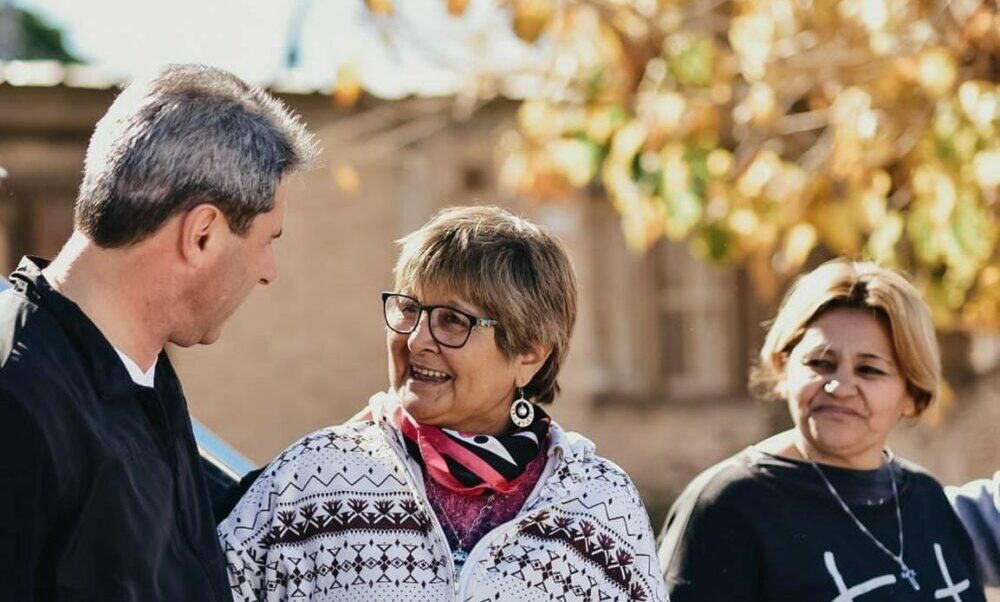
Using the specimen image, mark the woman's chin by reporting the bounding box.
[398,379,429,399]
[398,390,424,412]
[399,390,446,424]
[802,425,881,466]
[808,425,855,446]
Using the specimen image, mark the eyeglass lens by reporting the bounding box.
[384,295,471,347]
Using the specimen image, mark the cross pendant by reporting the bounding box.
[900,566,920,591]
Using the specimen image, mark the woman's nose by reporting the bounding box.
[827,369,856,396]
[407,311,437,350]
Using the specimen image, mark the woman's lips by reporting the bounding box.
[408,365,452,383]
[810,405,864,419]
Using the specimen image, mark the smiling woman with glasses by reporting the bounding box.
[219,205,667,602]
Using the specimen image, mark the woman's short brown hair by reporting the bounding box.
[750,259,940,415]
[393,205,578,404]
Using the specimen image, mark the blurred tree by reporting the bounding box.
[361,0,998,331]
[0,3,80,191]
[0,3,80,62]
[18,8,79,62]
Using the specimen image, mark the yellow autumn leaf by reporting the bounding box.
[364,0,394,16]
[728,208,759,236]
[729,12,774,82]
[334,63,362,107]
[782,223,819,269]
[549,139,599,187]
[958,81,999,132]
[734,82,777,126]
[446,0,469,17]
[333,163,361,194]
[736,151,781,198]
[866,211,904,262]
[917,47,958,98]
[607,120,647,164]
[814,202,862,255]
[973,150,1000,189]
[706,149,733,178]
[511,0,554,43]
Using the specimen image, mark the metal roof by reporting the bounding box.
[0,59,541,99]
[0,59,347,95]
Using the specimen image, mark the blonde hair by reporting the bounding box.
[750,259,940,414]
[394,206,577,404]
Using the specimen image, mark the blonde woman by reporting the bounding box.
[658,259,985,601]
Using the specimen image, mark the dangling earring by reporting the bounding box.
[510,387,535,428]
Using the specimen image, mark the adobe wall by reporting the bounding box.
[1,84,995,523]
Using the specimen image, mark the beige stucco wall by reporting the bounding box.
[2,84,997,528]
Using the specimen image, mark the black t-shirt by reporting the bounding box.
[658,447,986,602]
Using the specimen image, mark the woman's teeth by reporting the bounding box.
[410,366,451,382]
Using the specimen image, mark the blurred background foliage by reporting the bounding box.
[0,2,79,62]
[2,0,995,331]
[363,0,998,331]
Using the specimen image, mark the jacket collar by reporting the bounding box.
[368,389,597,503]
[367,389,593,459]
[9,256,165,402]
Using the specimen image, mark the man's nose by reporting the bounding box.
[259,252,277,285]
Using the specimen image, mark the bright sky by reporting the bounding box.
[14,0,543,95]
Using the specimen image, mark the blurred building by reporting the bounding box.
[0,61,996,522]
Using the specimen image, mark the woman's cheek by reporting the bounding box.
[786,377,823,413]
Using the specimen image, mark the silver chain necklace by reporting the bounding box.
[426,476,498,563]
[797,444,920,591]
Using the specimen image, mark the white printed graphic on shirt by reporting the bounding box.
[823,544,971,602]
[824,551,896,602]
[934,543,970,601]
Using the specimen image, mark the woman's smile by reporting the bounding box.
[808,404,864,420]
[408,364,452,384]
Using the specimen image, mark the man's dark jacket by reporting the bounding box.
[0,257,230,601]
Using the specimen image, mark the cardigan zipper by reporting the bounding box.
[381,422,460,597]
[382,420,576,601]
[452,444,569,601]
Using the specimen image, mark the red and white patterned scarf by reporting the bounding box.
[398,406,550,496]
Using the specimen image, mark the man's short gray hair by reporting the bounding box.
[75,63,318,247]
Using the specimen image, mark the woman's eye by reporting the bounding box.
[858,365,886,376]
[399,303,419,316]
[442,312,464,326]
[805,358,834,370]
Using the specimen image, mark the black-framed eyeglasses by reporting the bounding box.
[381,292,499,349]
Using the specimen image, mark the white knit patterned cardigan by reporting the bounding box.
[218,392,668,602]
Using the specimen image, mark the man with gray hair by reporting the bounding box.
[0,64,316,601]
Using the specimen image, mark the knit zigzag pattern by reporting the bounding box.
[218,420,668,602]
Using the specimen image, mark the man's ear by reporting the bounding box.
[515,344,552,388]
[178,204,226,264]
